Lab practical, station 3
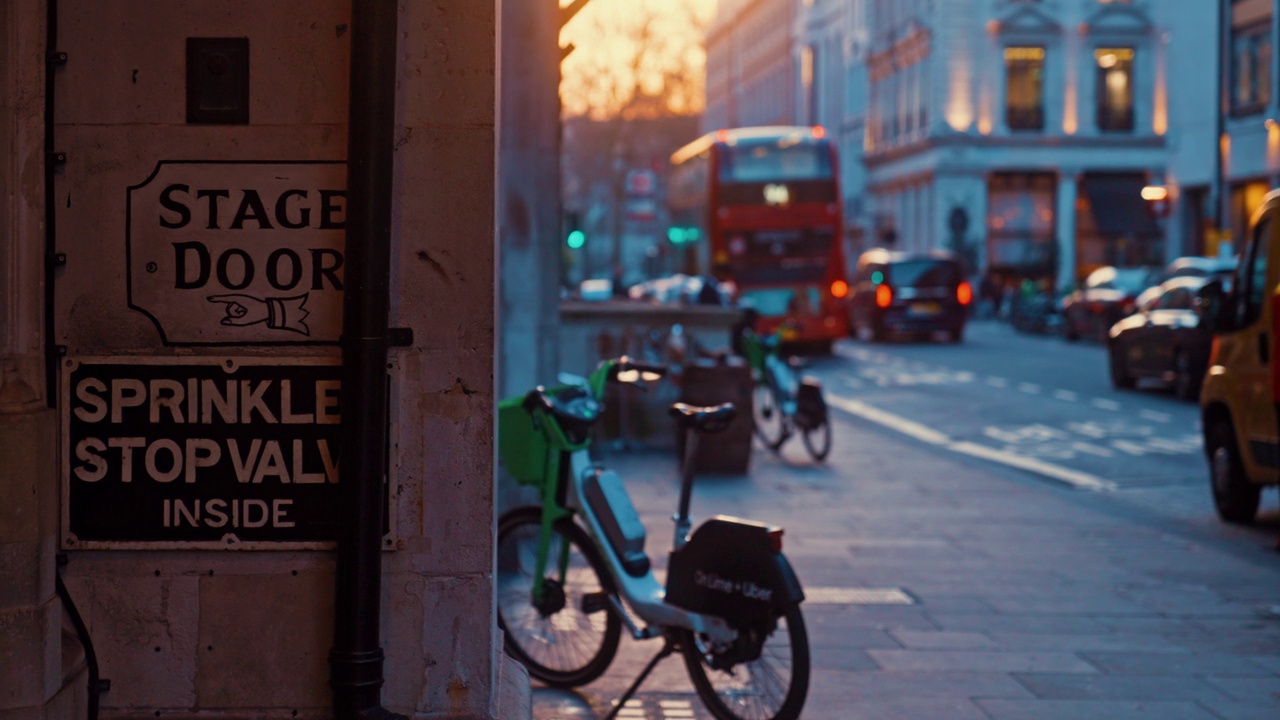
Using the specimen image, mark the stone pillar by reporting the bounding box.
[1,0,84,717]
[384,1,503,717]
[498,0,560,402]
[1056,172,1079,291]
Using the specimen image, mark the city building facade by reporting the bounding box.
[862,0,1184,292]
[1216,0,1280,255]
[705,0,799,131]
[708,0,1221,292]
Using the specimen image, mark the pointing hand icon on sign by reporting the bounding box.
[207,294,311,336]
[208,294,268,326]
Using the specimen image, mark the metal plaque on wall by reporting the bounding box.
[60,356,395,550]
[126,161,346,345]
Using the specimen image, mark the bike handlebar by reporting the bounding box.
[610,356,667,381]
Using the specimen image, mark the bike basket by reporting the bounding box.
[793,378,827,430]
[497,397,550,487]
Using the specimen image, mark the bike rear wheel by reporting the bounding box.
[681,605,810,720]
[496,507,621,687]
[752,382,788,450]
[801,420,831,462]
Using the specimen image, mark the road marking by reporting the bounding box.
[1071,441,1115,458]
[826,395,950,445]
[1091,398,1121,411]
[954,371,975,383]
[1139,410,1172,423]
[826,393,1116,492]
[1052,390,1078,402]
[986,377,1009,388]
[949,441,1118,491]
[805,587,915,605]
[1017,382,1041,394]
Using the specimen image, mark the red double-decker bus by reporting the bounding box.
[667,126,846,352]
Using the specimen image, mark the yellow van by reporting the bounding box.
[1199,190,1280,523]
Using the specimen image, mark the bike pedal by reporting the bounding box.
[581,591,611,614]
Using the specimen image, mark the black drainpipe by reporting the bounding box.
[44,0,61,407]
[329,1,403,719]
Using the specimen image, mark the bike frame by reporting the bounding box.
[518,363,736,647]
[562,446,735,645]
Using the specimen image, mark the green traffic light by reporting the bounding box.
[567,230,585,249]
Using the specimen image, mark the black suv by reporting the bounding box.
[847,249,971,342]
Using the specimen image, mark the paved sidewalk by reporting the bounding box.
[531,409,1280,719]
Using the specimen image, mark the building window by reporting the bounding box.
[1005,47,1045,131]
[801,45,817,125]
[1095,48,1135,132]
[1231,0,1272,114]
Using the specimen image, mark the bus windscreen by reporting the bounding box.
[718,140,833,183]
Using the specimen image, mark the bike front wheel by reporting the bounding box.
[801,419,831,462]
[681,605,810,720]
[496,507,621,687]
[752,382,788,450]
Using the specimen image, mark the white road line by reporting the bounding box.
[1139,410,1172,423]
[1052,390,1078,402]
[1071,441,1115,458]
[949,441,1118,491]
[804,587,916,605]
[1091,398,1121,411]
[826,395,951,445]
[1017,383,1041,394]
[826,393,1116,492]
[954,371,976,382]
[986,377,1009,388]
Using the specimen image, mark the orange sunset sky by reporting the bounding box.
[559,0,718,118]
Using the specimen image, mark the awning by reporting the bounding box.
[1081,173,1159,238]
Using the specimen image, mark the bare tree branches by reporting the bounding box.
[560,0,714,120]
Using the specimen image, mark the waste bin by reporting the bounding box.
[677,356,753,475]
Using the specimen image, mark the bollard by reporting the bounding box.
[677,356,753,474]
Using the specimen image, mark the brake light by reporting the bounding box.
[812,125,825,139]
[768,528,784,553]
[831,279,849,298]
[875,284,893,308]
[1209,335,1221,366]
[957,281,973,305]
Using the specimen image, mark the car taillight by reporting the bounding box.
[768,528,784,552]
[956,281,973,305]
[831,279,849,298]
[875,284,893,308]
[1209,335,1221,366]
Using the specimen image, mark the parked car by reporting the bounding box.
[1199,188,1280,523]
[1106,276,1213,400]
[1061,265,1161,342]
[1162,255,1238,284]
[847,249,972,343]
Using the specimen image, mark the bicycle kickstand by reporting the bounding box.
[601,638,676,720]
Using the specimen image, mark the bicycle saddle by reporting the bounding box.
[668,402,737,433]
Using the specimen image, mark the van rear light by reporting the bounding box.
[831,279,849,298]
[956,281,973,305]
[875,284,893,308]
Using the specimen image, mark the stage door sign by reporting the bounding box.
[126,161,346,345]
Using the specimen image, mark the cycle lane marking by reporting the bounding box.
[825,394,1118,492]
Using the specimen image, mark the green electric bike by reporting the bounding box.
[496,356,810,720]
[739,324,832,462]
